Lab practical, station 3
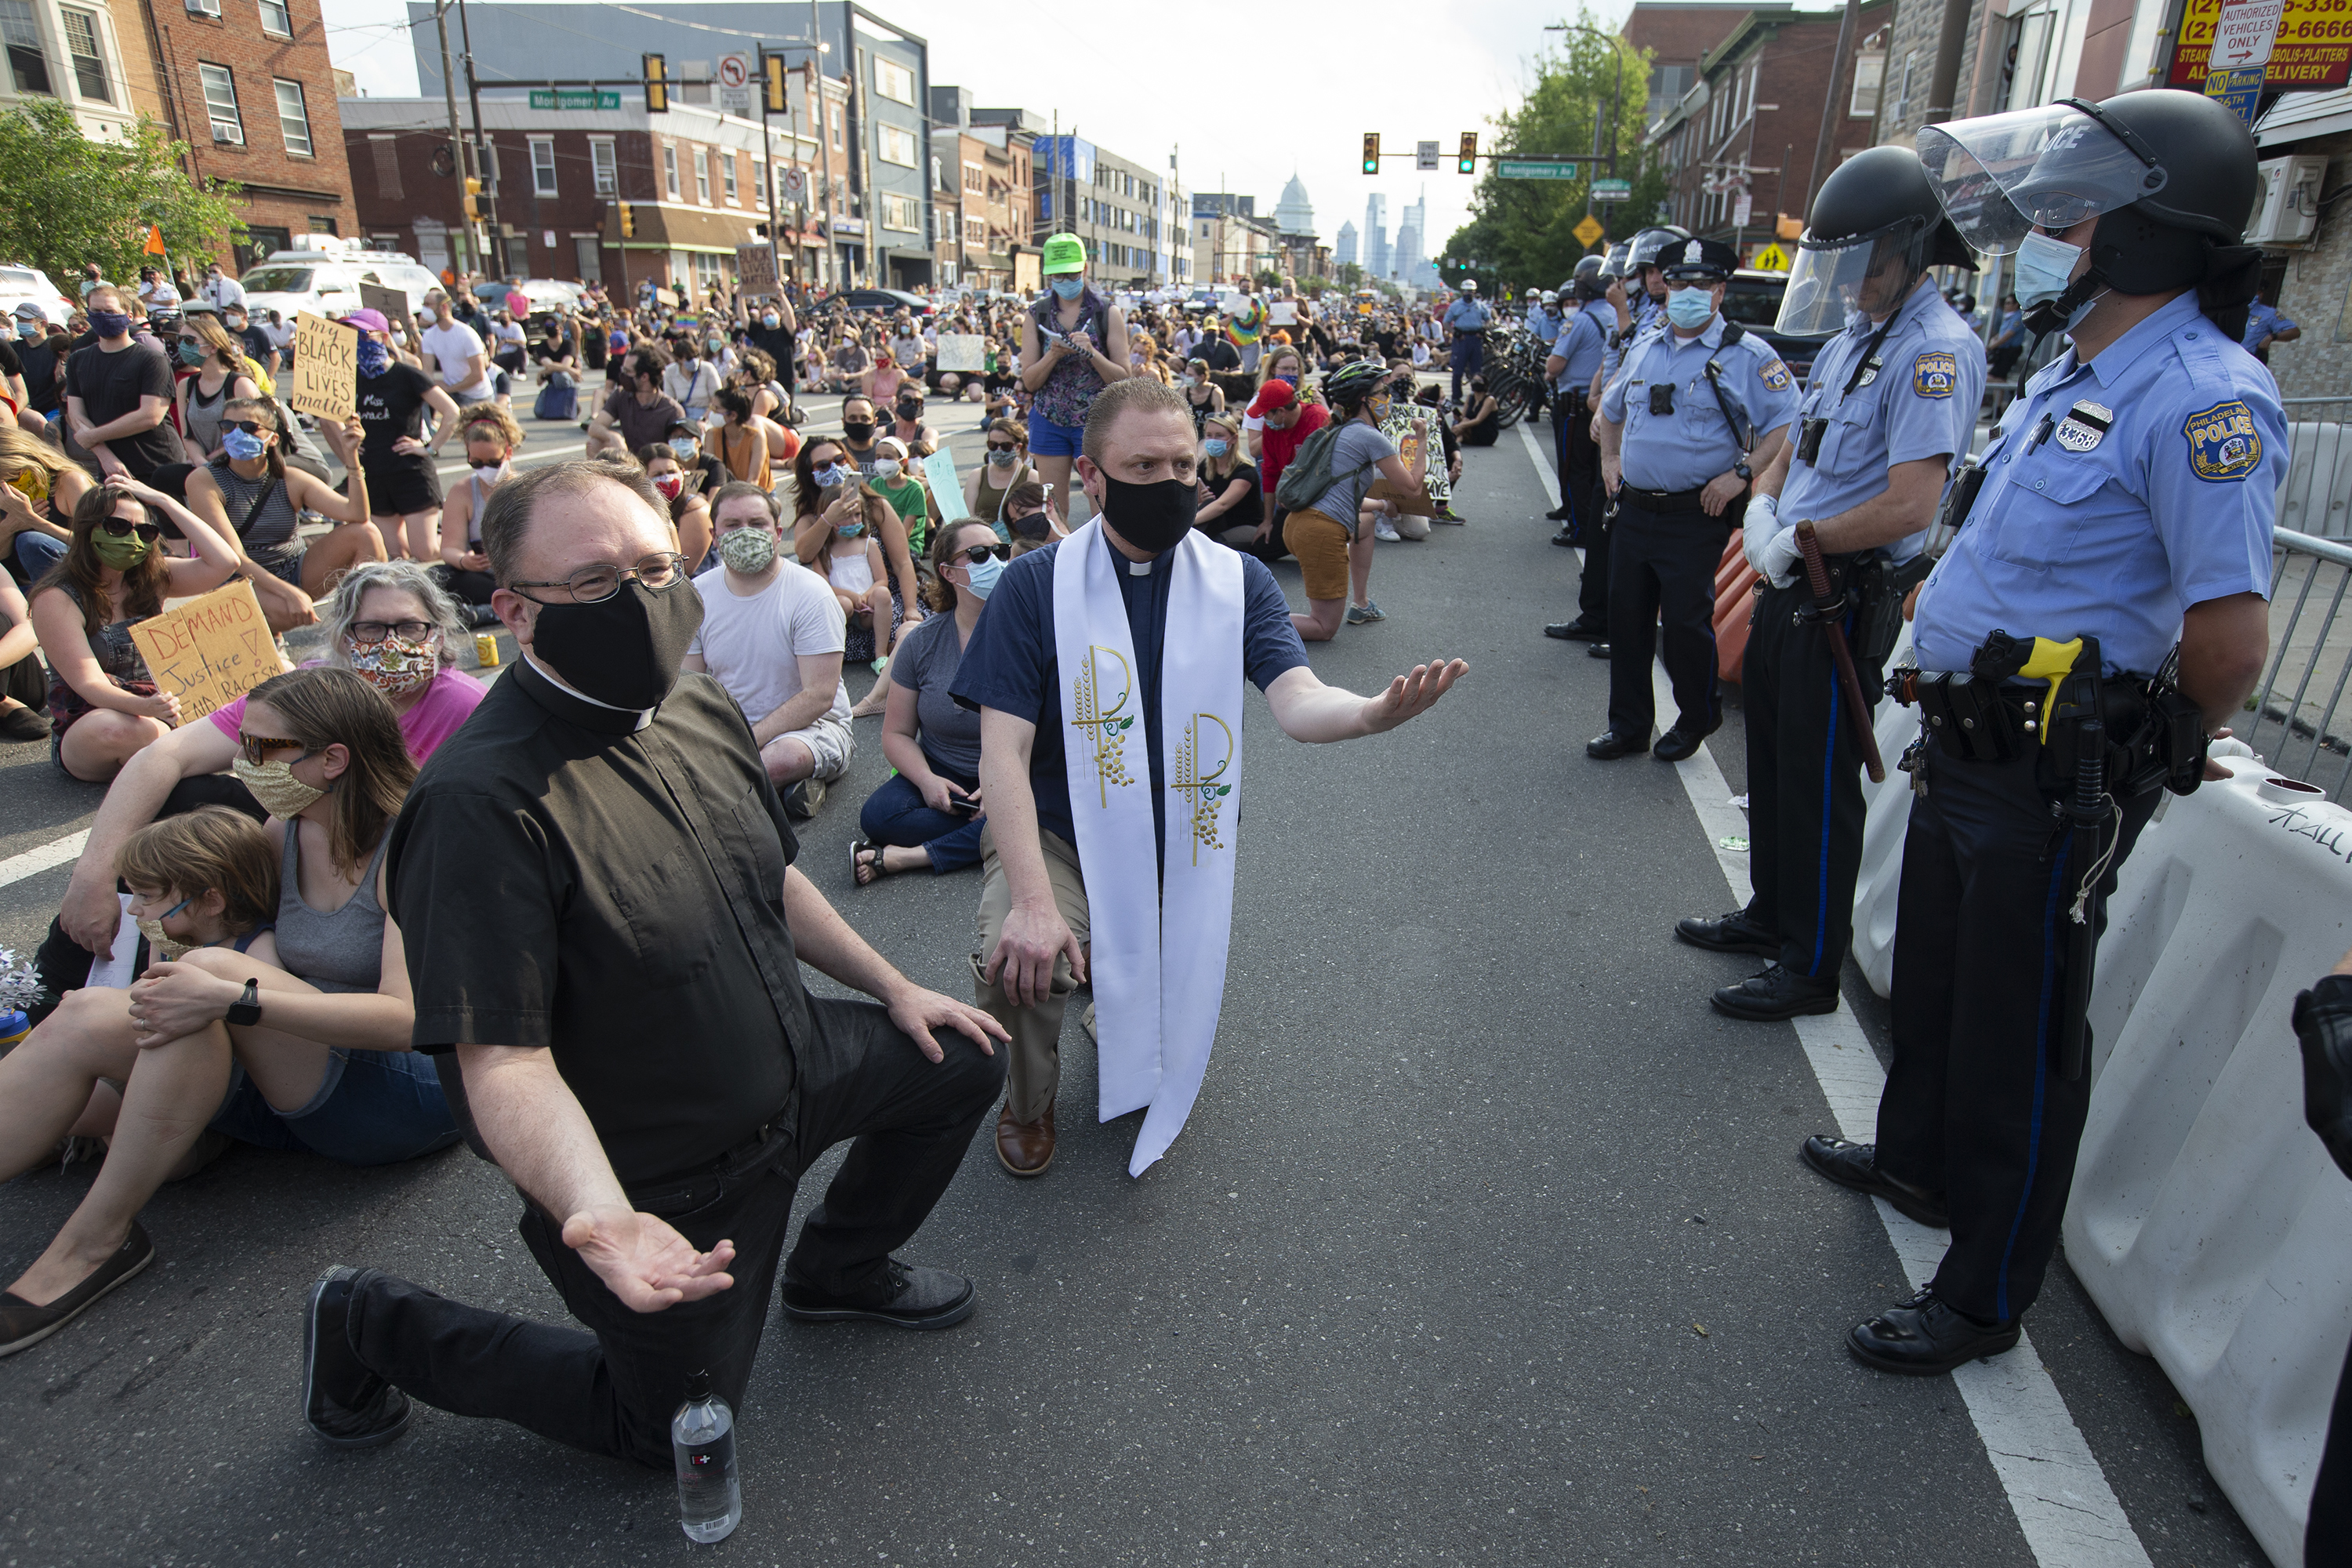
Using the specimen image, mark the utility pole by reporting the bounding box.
[456,0,498,277]
[432,0,469,276]
[1806,0,1863,216]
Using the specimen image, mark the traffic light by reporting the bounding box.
[1457,132,1477,174]
[1362,132,1379,176]
[619,202,635,238]
[644,53,668,114]
[462,176,481,220]
[764,53,787,114]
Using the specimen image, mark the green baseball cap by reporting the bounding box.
[1040,232,1086,275]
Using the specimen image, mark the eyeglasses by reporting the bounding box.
[349,619,434,643]
[509,551,689,604]
[954,543,1011,565]
[238,733,309,765]
[226,419,274,437]
[100,517,163,543]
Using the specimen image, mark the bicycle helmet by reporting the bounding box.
[1321,358,1388,410]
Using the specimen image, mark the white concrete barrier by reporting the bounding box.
[2064,755,2352,1568]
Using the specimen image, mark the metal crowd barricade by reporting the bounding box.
[2279,396,2352,541]
[2250,526,2352,802]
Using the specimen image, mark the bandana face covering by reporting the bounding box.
[346,632,440,699]
[234,755,328,819]
[652,473,685,500]
[91,528,154,571]
[356,336,391,377]
[718,526,777,574]
[528,575,705,710]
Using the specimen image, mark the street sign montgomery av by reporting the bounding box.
[529,89,621,110]
[1497,158,1579,180]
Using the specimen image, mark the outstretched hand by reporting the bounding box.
[561,1204,736,1313]
[885,981,1007,1064]
[1362,659,1468,735]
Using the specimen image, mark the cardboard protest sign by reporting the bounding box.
[357,282,411,337]
[922,452,968,521]
[1367,422,1444,517]
[128,578,292,725]
[1267,302,1297,326]
[289,311,358,422]
[935,334,986,374]
[735,245,779,295]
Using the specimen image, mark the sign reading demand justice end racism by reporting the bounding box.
[129,579,292,724]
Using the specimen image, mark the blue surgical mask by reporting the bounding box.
[761,313,779,328]
[1050,277,1084,300]
[963,553,1004,600]
[837,521,865,538]
[1202,437,1230,458]
[222,426,268,461]
[2013,230,2084,310]
[1665,289,1715,329]
[13,321,36,339]
[668,437,699,460]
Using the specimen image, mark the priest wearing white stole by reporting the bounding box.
[951,378,1467,1178]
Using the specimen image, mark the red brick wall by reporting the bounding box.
[147,0,354,269]
[1624,2,1750,78]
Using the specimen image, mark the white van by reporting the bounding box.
[237,245,441,326]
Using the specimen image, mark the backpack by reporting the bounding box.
[1274,423,1379,514]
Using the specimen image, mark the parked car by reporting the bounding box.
[0,265,75,325]
[238,251,440,326]
[1721,268,1829,385]
[494,278,586,316]
[839,287,934,318]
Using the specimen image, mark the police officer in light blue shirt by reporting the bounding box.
[1599,226,1686,391]
[1796,89,2281,1380]
[1588,238,1798,762]
[1442,282,1494,403]
[2241,296,2300,361]
[1678,147,1987,1032]
[1526,290,1563,348]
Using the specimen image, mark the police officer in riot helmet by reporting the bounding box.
[1537,252,1614,559]
[1675,147,1986,1025]
[1799,89,2281,1375]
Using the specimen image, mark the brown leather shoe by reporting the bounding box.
[995,1100,1054,1177]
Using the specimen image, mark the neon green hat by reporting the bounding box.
[1040,232,1087,275]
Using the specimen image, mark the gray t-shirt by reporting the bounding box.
[1306,419,1398,534]
[889,611,982,779]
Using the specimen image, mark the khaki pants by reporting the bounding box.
[974,826,1092,1122]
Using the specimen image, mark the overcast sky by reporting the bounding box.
[321,0,1636,263]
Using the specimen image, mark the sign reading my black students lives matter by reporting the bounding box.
[289,311,357,423]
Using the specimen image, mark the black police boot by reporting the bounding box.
[1586,729,1650,760]
[1847,1288,2020,1375]
[1675,908,1782,957]
[1652,710,1723,763]
[1545,503,1574,521]
[1544,617,1607,642]
[303,1267,412,1449]
[1798,1136,1950,1229]
[1711,963,1840,1021]
[1587,643,1612,659]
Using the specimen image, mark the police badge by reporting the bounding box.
[2054,401,2113,453]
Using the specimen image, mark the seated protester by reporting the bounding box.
[586,348,686,462]
[31,478,242,782]
[888,383,938,450]
[706,386,773,492]
[436,405,524,617]
[1250,379,1328,550]
[1452,376,1501,447]
[854,521,1002,884]
[1,425,93,586]
[172,315,261,463]
[531,325,579,423]
[636,444,714,573]
[0,667,459,1355]
[662,418,730,503]
[1181,358,1225,432]
[1415,381,1464,499]
[867,434,938,556]
[835,394,885,475]
[815,473,901,677]
[682,482,853,818]
[966,419,1034,538]
[998,481,1064,546]
[1192,412,1266,555]
[1,567,44,742]
[731,352,801,471]
[183,399,386,636]
[1241,344,1311,459]
[789,435,922,660]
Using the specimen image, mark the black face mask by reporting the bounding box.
[1007,509,1052,541]
[528,577,705,710]
[841,420,876,442]
[1100,474,1196,555]
[895,400,922,419]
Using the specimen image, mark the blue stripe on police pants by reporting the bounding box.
[1813,662,1840,976]
[1991,841,2071,1324]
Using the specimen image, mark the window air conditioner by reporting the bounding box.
[2248,154,2328,247]
[186,0,222,16]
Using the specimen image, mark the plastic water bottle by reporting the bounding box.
[671,1370,740,1543]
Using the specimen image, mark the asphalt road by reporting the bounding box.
[0,390,2275,1566]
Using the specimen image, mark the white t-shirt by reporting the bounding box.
[421,318,489,394]
[201,275,245,309]
[685,559,851,728]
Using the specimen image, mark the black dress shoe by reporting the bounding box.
[1544,617,1607,642]
[1545,503,1573,521]
[1586,729,1650,760]
[1652,710,1722,762]
[1798,1136,1951,1229]
[1552,528,1579,546]
[779,1258,976,1330]
[1675,909,1783,957]
[303,1266,412,1449]
[1848,1289,2020,1375]
[1711,963,1841,1020]
[1587,642,1612,659]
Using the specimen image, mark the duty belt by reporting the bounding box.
[1616,484,1710,510]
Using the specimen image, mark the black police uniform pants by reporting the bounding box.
[2313,1341,2352,1563]
[1605,496,1726,739]
[1742,579,1886,982]
[343,996,1005,1469]
[1555,397,1606,621]
[1875,739,2157,1325]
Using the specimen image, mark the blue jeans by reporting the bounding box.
[210,1047,460,1166]
[14,530,65,580]
[858,768,985,873]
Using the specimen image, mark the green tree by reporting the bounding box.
[1440,11,1669,294]
[0,101,245,286]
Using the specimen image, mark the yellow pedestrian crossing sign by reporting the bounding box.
[1573,214,1605,249]
[1750,242,1791,272]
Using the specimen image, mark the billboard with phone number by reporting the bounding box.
[2170,0,2352,86]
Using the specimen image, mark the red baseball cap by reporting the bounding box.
[1247,380,1296,419]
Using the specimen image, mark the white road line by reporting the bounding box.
[1516,427,2154,1568]
[0,829,88,890]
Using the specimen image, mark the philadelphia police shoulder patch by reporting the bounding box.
[1759,358,1790,391]
[1913,350,1958,399]
[2184,400,2263,482]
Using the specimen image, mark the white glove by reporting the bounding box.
[1740,495,1779,575]
[1760,526,1803,590]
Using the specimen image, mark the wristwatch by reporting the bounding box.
[227,978,262,1027]
[1733,459,1753,481]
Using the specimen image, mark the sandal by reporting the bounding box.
[851,840,902,887]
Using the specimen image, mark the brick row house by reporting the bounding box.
[0,0,352,267]
[928,85,1034,292]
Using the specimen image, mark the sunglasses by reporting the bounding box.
[100,517,163,543]
[954,543,1011,565]
[985,441,1018,453]
[237,733,307,765]
[226,419,274,437]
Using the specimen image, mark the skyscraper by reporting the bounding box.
[1396,188,1428,286]
[1365,194,1388,279]
[1336,220,1359,269]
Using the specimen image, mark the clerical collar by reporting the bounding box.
[519,652,655,732]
